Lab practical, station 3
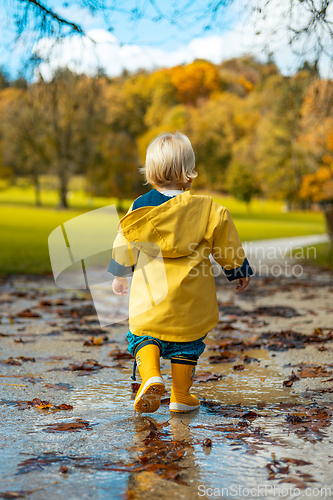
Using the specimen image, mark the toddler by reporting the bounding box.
[108,132,253,413]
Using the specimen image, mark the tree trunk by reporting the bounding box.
[324,205,333,247]
[33,172,41,206]
[32,163,42,207]
[58,173,68,209]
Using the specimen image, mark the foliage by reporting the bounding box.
[0,56,330,213]
[227,161,261,205]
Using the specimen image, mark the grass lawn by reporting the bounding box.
[0,186,327,275]
[300,242,333,271]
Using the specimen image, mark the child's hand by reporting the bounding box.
[235,276,251,292]
[112,277,129,296]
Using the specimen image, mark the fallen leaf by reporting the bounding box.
[283,371,300,387]
[17,309,41,318]
[15,398,73,411]
[84,336,108,346]
[44,383,72,391]
[44,419,92,432]
[194,371,225,383]
[253,306,300,318]
[108,349,133,360]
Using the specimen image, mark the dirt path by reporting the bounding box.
[0,267,333,499]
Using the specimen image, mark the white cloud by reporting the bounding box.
[33,2,332,82]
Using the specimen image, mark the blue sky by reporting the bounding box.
[0,0,330,80]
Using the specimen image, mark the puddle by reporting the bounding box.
[1,274,333,499]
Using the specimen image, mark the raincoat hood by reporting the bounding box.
[117,190,213,258]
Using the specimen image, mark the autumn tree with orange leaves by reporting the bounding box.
[299,80,333,243]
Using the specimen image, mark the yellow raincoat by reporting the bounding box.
[109,189,252,342]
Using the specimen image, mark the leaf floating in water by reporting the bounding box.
[14,398,73,411]
[233,364,245,371]
[44,383,73,391]
[283,371,300,387]
[194,371,225,383]
[265,454,314,488]
[17,309,41,318]
[44,419,92,432]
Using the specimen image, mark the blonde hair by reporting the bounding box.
[140,132,197,186]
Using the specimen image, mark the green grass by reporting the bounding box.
[0,205,119,275]
[0,185,327,275]
[0,185,133,211]
[299,242,333,271]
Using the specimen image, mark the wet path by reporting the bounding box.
[0,270,333,499]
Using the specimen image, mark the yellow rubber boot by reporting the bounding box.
[170,359,200,413]
[133,342,165,413]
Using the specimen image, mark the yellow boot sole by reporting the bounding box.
[169,401,200,413]
[134,377,165,413]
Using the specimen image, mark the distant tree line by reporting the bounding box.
[0,56,333,239]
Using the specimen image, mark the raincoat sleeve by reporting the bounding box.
[211,207,253,282]
[107,204,139,277]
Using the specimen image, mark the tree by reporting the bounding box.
[87,131,143,211]
[168,61,220,105]
[0,70,104,207]
[0,85,47,205]
[188,91,247,189]
[254,71,314,206]
[298,78,333,244]
[227,161,261,208]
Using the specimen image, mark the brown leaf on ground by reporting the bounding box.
[243,355,260,364]
[297,365,333,378]
[208,351,238,363]
[0,490,27,498]
[44,356,72,361]
[44,419,92,432]
[39,300,53,307]
[201,401,260,420]
[257,401,266,408]
[0,358,22,366]
[44,383,73,391]
[65,359,110,373]
[283,371,300,387]
[17,309,41,318]
[280,457,312,466]
[58,466,68,473]
[194,371,225,383]
[56,305,96,318]
[233,364,245,371]
[83,336,108,346]
[193,421,277,454]
[285,406,333,441]
[266,453,314,487]
[16,398,73,411]
[131,382,140,394]
[278,477,309,489]
[108,348,133,360]
[253,306,300,318]
[0,356,35,365]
